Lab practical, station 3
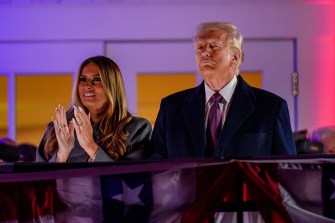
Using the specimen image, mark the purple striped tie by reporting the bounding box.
[206,92,225,156]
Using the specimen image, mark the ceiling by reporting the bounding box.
[0,0,330,6]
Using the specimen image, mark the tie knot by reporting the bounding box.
[210,92,224,103]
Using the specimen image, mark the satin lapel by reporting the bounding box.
[182,83,206,157]
[217,76,255,154]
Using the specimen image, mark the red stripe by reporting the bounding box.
[0,180,66,221]
[181,161,293,223]
[237,162,293,223]
[181,163,236,223]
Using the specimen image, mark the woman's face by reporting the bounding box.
[77,62,108,116]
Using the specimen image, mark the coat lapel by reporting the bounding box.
[216,76,256,155]
[182,83,206,157]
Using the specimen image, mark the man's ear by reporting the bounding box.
[230,53,240,66]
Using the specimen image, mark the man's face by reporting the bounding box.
[194,30,235,82]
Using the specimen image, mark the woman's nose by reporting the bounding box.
[85,80,94,87]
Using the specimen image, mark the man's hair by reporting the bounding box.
[193,22,244,73]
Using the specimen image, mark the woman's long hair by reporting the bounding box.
[43,56,132,160]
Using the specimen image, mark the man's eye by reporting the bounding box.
[210,44,220,50]
[196,46,204,52]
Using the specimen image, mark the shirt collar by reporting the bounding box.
[205,75,238,104]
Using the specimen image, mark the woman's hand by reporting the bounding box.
[72,106,99,160]
[53,104,74,162]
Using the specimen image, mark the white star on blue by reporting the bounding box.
[112,180,145,215]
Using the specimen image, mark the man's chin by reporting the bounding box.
[199,69,215,78]
[200,65,215,71]
[200,63,215,70]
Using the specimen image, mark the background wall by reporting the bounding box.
[0,0,334,143]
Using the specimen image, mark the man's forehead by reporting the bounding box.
[195,30,227,43]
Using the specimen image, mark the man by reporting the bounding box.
[151,22,296,158]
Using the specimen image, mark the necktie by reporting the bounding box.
[206,92,225,156]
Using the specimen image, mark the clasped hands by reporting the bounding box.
[53,104,98,162]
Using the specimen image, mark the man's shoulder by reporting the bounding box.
[162,86,200,103]
[251,87,285,104]
[236,75,285,106]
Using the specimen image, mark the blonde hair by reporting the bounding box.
[44,56,132,160]
[193,22,244,74]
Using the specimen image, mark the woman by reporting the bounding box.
[37,56,152,162]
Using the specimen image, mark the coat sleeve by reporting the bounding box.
[120,117,152,161]
[92,147,114,162]
[95,117,152,162]
[94,117,152,162]
[36,127,50,162]
[272,100,297,155]
[150,99,169,159]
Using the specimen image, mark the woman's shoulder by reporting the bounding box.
[126,116,152,132]
[129,116,151,125]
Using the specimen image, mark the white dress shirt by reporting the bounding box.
[205,75,238,128]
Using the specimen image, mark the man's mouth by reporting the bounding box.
[202,60,213,62]
[200,61,215,69]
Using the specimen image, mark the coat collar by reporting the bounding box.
[182,83,206,157]
[181,76,256,157]
[215,75,256,156]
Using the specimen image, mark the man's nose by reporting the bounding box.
[201,48,211,57]
[202,45,213,56]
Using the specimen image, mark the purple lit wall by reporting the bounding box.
[0,1,334,137]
